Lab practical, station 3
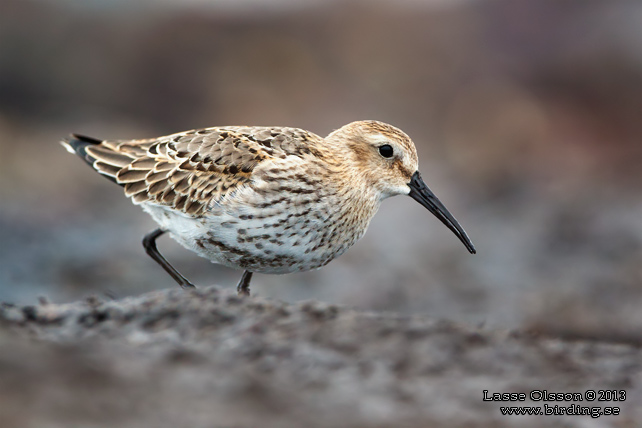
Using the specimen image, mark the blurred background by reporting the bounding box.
[2,0,642,336]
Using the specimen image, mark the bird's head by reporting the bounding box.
[328,120,476,254]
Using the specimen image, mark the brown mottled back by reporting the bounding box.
[69,126,325,216]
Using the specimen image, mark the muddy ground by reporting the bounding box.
[1,286,640,428]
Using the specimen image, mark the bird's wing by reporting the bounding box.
[74,126,325,216]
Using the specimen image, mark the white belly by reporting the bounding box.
[140,200,369,274]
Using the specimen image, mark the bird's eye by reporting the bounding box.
[379,144,394,158]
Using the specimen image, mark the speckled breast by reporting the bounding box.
[142,192,375,274]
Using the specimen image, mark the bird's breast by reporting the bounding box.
[141,178,380,274]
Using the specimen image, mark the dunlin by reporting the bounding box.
[62,121,475,295]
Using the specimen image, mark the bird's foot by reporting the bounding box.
[180,281,197,289]
[236,271,253,297]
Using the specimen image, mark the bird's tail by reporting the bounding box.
[61,134,119,183]
[61,134,102,165]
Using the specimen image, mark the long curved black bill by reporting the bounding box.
[408,171,476,254]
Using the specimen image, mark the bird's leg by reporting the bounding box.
[237,270,253,296]
[142,228,196,289]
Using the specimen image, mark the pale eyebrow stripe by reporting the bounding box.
[369,134,390,144]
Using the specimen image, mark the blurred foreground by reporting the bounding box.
[1,286,640,428]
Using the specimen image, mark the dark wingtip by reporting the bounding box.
[60,134,118,184]
[71,133,102,144]
[61,134,103,158]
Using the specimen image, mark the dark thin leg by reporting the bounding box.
[142,228,196,289]
[237,271,253,296]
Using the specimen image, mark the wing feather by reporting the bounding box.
[71,126,324,215]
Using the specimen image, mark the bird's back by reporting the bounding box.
[63,126,327,216]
